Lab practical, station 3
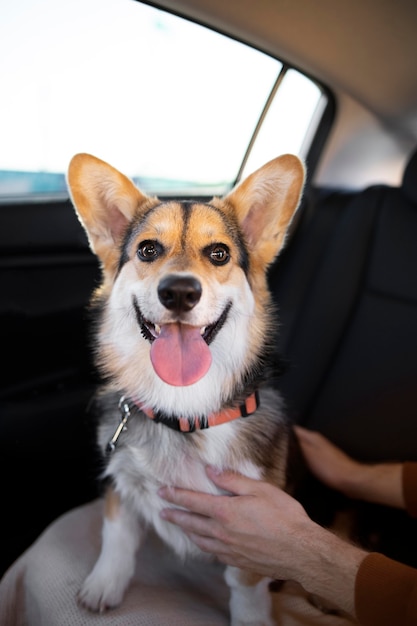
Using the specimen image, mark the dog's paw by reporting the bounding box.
[226,566,277,626]
[77,571,127,613]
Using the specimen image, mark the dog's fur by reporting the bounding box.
[67,152,305,624]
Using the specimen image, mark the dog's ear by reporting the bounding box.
[224,154,305,266]
[67,153,152,273]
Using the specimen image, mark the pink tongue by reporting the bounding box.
[150,323,212,386]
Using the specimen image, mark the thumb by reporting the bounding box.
[206,466,261,495]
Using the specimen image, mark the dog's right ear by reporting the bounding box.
[223,154,305,268]
[67,153,152,274]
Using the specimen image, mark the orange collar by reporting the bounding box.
[106,391,260,454]
[135,390,260,433]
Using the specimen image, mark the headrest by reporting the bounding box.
[402,147,417,204]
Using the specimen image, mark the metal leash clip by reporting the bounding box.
[106,395,131,455]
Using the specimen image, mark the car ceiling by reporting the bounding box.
[150,0,417,140]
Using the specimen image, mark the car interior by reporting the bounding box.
[1,0,417,606]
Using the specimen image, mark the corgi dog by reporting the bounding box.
[67,152,305,625]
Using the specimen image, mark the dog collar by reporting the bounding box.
[137,390,260,432]
[106,391,260,454]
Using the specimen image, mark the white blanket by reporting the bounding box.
[0,499,356,625]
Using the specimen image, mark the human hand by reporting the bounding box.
[159,465,365,617]
[159,466,313,581]
[294,426,363,497]
[295,426,405,509]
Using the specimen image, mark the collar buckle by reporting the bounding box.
[106,395,131,455]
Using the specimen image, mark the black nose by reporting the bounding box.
[158,275,202,314]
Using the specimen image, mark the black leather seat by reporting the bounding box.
[270,146,417,463]
[268,149,417,566]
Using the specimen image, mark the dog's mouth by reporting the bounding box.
[135,301,231,346]
[133,299,232,387]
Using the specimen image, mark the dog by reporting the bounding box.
[67,152,305,625]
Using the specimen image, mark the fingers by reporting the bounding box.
[159,507,228,556]
[294,425,326,448]
[205,465,261,495]
[158,468,263,538]
[159,497,232,555]
[160,505,213,535]
[158,467,262,513]
[294,425,345,463]
[159,501,251,568]
[293,426,326,468]
[295,425,352,457]
[187,532,246,569]
[294,425,361,495]
[159,467,290,528]
[158,484,224,518]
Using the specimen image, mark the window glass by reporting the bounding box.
[241,69,326,179]
[0,0,326,197]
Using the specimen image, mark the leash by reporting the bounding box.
[106,391,260,455]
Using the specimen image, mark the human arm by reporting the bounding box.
[294,426,406,510]
[294,427,417,623]
[159,467,367,618]
[160,431,417,623]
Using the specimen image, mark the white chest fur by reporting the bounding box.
[101,416,262,559]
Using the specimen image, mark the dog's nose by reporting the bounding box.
[158,276,202,314]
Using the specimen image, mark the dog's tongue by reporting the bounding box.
[150,322,212,386]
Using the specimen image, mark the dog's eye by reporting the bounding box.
[205,244,230,266]
[137,240,163,262]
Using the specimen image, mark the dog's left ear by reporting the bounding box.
[224,154,305,266]
[67,153,153,275]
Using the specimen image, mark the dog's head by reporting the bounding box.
[67,153,304,414]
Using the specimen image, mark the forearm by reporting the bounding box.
[292,520,367,618]
[339,462,405,510]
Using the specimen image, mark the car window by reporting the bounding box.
[0,0,327,198]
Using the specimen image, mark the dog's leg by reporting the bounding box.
[225,566,276,626]
[78,487,141,612]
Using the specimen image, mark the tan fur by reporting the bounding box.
[104,486,121,521]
